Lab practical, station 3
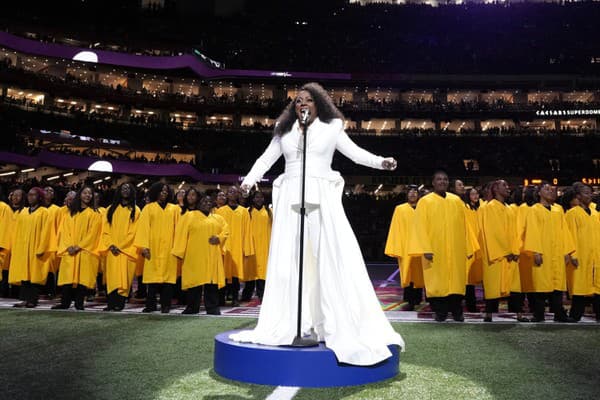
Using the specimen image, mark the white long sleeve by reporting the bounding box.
[335,128,385,170]
[242,135,283,187]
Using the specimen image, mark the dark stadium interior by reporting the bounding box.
[2,0,600,262]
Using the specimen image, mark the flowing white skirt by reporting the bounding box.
[230,172,404,366]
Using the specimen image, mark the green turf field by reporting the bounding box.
[1,309,599,400]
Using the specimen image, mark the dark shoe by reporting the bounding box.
[75,304,84,311]
[207,309,221,315]
[181,307,196,315]
[112,305,124,312]
[102,306,113,311]
[25,302,37,308]
[142,307,157,313]
[530,317,545,322]
[51,304,70,310]
[160,306,171,314]
[434,313,447,322]
[452,309,464,322]
[13,301,27,308]
[231,300,240,307]
[554,315,576,323]
[483,316,493,322]
[516,316,530,323]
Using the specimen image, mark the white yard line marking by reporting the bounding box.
[265,386,300,400]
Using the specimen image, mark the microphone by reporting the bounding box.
[300,109,310,125]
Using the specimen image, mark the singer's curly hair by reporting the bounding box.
[274,82,344,136]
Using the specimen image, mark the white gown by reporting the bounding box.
[229,117,404,366]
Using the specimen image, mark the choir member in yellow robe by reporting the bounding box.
[523,182,576,322]
[93,192,107,297]
[0,189,27,298]
[134,182,180,313]
[514,186,538,313]
[43,186,63,297]
[100,183,141,311]
[463,187,482,312]
[241,191,273,302]
[409,171,477,322]
[9,187,53,307]
[0,199,14,295]
[172,192,229,315]
[215,186,254,306]
[216,190,227,208]
[566,183,600,321]
[479,180,528,322]
[52,186,102,310]
[173,187,203,306]
[385,185,424,310]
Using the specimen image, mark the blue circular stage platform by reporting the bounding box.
[214,330,400,387]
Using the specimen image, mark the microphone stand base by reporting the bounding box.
[290,336,319,348]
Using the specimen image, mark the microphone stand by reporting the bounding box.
[291,116,319,348]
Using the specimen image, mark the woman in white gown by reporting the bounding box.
[230,83,404,366]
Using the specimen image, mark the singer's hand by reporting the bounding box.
[240,184,251,198]
[382,157,397,170]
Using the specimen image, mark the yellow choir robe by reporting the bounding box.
[57,208,103,288]
[245,206,272,281]
[100,204,141,297]
[409,192,477,298]
[215,205,254,281]
[97,207,107,280]
[172,210,229,290]
[523,203,575,292]
[134,202,180,284]
[8,207,53,285]
[566,206,600,296]
[480,200,521,299]
[0,202,15,273]
[515,203,535,292]
[384,203,424,289]
[464,204,483,285]
[44,204,62,274]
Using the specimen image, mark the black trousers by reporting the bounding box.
[593,294,600,320]
[187,284,220,314]
[135,275,147,298]
[465,284,477,311]
[96,272,106,294]
[146,283,174,309]
[430,294,463,317]
[19,281,41,305]
[107,289,127,310]
[60,285,87,309]
[1,270,9,297]
[241,280,256,301]
[485,298,500,314]
[45,272,57,297]
[403,283,423,306]
[220,277,240,304]
[241,279,266,301]
[533,291,566,320]
[569,295,587,321]
[174,277,185,305]
[508,292,525,313]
